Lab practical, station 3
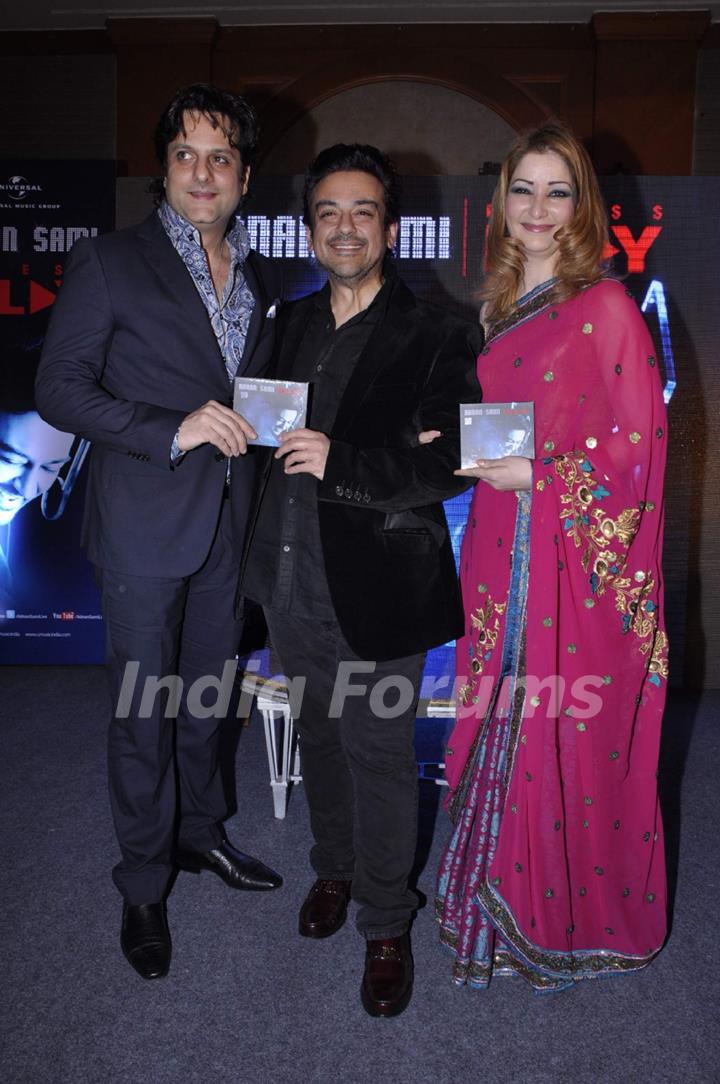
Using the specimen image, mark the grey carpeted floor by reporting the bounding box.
[1,668,718,1084]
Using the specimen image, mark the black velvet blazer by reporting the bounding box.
[246,274,483,661]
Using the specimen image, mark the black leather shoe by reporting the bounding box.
[360,933,413,1017]
[120,903,171,981]
[175,840,282,891]
[298,878,352,939]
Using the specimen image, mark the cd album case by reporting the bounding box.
[233,377,309,448]
[459,401,535,469]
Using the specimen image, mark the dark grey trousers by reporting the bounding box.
[264,608,425,939]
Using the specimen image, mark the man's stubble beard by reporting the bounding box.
[323,251,386,288]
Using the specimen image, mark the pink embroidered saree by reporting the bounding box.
[436,278,668,991]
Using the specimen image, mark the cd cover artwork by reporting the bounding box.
[233,378,309,447]
[459,401,534,469]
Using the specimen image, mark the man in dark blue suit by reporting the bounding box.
[36,84,282,980]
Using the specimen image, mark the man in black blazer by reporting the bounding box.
[242,144,483,1016]
[36,84,282,981]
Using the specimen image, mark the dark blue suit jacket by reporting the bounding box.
[36,212,280,577]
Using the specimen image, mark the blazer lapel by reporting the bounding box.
[137,215,226,377]
[237,252,268,377]
[274,298,315,380]
[332,279,418,437]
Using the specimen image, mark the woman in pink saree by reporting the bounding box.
[436,123,668,991]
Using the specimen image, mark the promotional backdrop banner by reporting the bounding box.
[0,172,715,687]
[0,162,114,663]
[244,175,713,692]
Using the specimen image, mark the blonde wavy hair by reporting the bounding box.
[481,121,608,323]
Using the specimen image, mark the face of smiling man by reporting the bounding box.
[306,170,398,288]
[164,110,249,241]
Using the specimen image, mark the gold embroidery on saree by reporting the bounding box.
[485,282,559,347]
[555,454,667,679]
[476,881,661,983]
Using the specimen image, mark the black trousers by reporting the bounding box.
[99,502,242,905]
[264,609,425,939]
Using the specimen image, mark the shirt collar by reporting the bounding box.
[313,259,397,325]
[158,200,251,263]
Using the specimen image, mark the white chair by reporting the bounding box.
[241,665,452,818]
[240,669,301,819]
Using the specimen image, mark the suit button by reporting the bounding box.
[214,451,225,461]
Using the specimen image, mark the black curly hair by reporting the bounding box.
[303,143,401,228]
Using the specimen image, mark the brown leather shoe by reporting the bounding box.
[360,933,413,1017]
[298,878,352,939]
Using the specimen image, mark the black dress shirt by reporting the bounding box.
[244,273,393,619]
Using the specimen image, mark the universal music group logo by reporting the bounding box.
[0,176,42,200]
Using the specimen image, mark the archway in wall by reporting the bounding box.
[260,80,517,175]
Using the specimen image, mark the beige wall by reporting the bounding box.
[260,81,516,175]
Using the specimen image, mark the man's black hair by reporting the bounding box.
[303,144,401,228]
[154,82,259,170]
